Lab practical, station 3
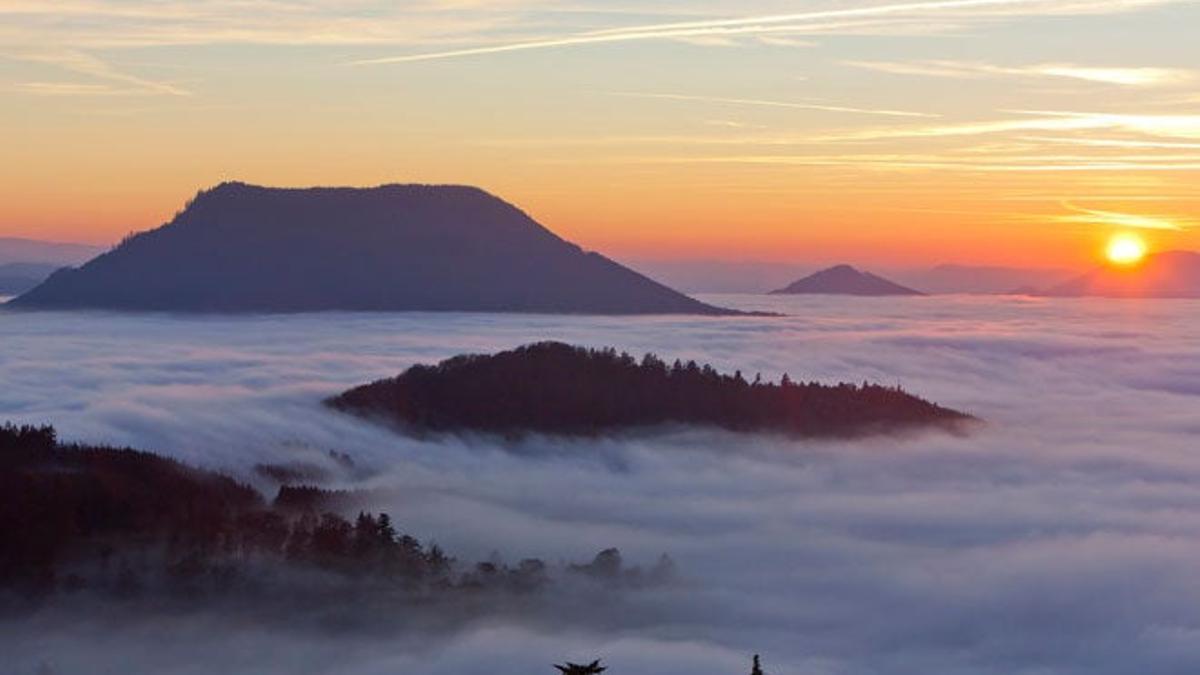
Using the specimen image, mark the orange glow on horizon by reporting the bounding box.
[1105,233,1149,266]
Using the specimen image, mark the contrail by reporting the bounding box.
[350,0,1058,65]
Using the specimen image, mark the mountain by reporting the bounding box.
[0,262,60,295]
[328,341,974,439]
[1042,251,1200,298]
[11,182,735,315]
[893,264,1076,295]
[770,265,923,296]
[0,237,102,266]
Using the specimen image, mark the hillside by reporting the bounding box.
[0,422,649,599]
[327,342,973,439]
[11,182,734,315]
[770,265,923,296]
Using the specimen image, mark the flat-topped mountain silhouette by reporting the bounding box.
[770,265,923,296]
[1042,251,1200,298]
[11,182,734,315]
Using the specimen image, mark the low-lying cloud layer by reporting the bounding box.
[2,294,1200,674]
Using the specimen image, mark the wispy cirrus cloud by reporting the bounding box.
[1022,136,1200,150]
[606,148,1200,173]
[846,59,1195,87]
[350,0,1186,65]
[1053,203,1192,230]
[800,111,1200,143]
[608,92,940,119]
[9,49,192,96]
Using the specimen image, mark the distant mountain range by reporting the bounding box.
[770,265,923,296]
[0,237,102,267]
[629,259,1078,295]
[893,264,1075,295]
[11,182,736,315]
[1042,251,1200,298]
[0,262,61,295]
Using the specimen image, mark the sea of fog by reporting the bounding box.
[2,294,1200,675]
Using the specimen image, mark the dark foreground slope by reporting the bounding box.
[328,342,973,439]
[11,182,733,315]
[1042,251,1200,298]
[771,265,923,296]
[0,423,659,602]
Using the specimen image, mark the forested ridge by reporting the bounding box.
[0,423,659,602]
[328,342,973,438]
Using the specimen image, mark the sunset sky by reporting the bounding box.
[3,0,1199,268]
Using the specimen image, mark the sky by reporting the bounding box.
[2,0,1200,267]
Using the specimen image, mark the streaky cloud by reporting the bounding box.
[349,0,1165,65]
[845,59,1194,86]
[1055,202,1191,230]
[608,91,940,119]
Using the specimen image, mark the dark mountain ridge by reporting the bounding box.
[327,342,973,440]
[11,182,736,315]
[770,264,923,296]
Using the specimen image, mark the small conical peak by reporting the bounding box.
[825,264,859,274]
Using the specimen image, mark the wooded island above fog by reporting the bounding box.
[328,342,974,439]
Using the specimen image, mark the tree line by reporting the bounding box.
[0,423,656,600]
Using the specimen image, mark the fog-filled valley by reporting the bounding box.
[4,294,1200,674]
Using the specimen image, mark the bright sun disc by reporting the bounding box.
[1106,233,1147,266]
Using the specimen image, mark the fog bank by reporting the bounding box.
[2,295,1199,674]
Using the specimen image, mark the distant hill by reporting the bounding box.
[770,265,923,296]
[1042,251,1200,298]
[0,237,102,266]
[894,264,1075,295]
[0,262,60,295]
[327,342,973,439]
[11,182,735,315]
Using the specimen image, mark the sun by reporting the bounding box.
[1105,232,1147,266]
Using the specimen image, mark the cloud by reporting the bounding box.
[608,91,940,119]
[846,59,1195,87]
[799,111,1200,143]
[9,49,192,96]
[1053,203,1191,230]
[598,147,1200,173]
[349,0,1186,65]
[849,59,1195,86]
[2,295,1200,673]
[1021,136,1200,150]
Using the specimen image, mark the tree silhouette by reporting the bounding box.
[751,654,765,675]
[554,660,606,675]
